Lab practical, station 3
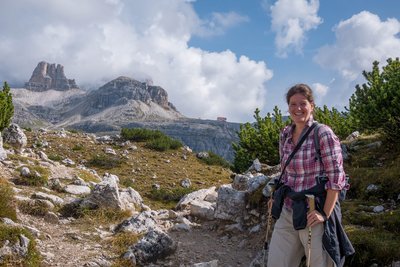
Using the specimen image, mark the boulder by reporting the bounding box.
[176,186,216,210]
[2,123,27,153]
[214,184,247,223]
[125,228,176,266]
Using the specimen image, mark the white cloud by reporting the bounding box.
[270,0,322,57]
[314,11,400,81]
[196,11,249,37]
[312,82,328,101]
[0,0,272,122]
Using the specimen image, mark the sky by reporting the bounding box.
[0,0,399,123]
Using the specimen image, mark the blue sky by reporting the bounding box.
[0,0,399,122]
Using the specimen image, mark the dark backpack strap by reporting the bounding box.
[314,123,323,165]
[276,122,318,185]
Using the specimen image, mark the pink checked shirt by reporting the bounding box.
[279,116,347,209]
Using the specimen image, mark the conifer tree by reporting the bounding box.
[0,82,14,132]
[232,106,288,172]
[349,58,400,143]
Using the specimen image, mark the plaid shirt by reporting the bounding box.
[279,116,347,208]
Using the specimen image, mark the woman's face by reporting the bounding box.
[288,93,314,126]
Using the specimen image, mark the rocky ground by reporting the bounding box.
[0,126,269,267]
[16,209,265,266]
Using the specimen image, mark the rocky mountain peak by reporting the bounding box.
[25,61,79,91]
[90,76,177,112]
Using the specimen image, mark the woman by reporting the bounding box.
[267,84,354,267]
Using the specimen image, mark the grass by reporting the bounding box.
[107,232,140,267]
[87,154,123,169]
[121,127,183,151]
[15,164,49,187]
[148,187,195,209]
[0,224,41,266]
[76,169,100,183]
[341,134,400,266]
[18,200,51,216]
[197,151,231,169]
[0,178,17,221]
[345,225,400,266]
[24,130,232,210]
[59,203,132,226]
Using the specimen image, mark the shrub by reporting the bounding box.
[349,58,400,146]
[87,154,122,169]
[0,224,41,266]
[144,135,182,151]
[72,143,84,151]
[0,178,17,221]
[314,105,355,140]
[121,128,164,142]
[121,127,182,151]
[198,151,231,168]
[232,106,288,173]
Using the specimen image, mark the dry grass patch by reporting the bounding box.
[0,178,17,221]
[25,130,232,210]
[0,224,41,267]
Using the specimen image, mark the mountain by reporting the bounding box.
[25,61,79,91]
[11,62,241,161]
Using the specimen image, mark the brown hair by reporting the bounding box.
[286,83,315,105]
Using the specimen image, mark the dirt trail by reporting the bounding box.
[19,211,264,266]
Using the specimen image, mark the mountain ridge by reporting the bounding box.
[11,62,240,161]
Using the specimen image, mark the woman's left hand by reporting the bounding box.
[307,210,325,227]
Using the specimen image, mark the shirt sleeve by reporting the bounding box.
[318,126,347,190]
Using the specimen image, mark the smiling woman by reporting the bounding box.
[267,83,354,267]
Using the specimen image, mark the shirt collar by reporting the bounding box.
[287,115,315,138]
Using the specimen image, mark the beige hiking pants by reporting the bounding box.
[267,208,335,267]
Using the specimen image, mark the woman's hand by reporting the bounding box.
[307,210,325,227]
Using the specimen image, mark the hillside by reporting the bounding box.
[1,125,399,266]
[0,126,267,266]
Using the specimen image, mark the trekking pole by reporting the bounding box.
[262,182,275,267]
[305,194,315,267]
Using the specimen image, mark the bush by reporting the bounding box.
[0,178,17,221]
[198,151,231,168]
[349,58,400,145]
[121,128,164,142]
[72,143,84,151]
[121,127,183,151]
[148,187,194,202]
[232,106,288,173]
[144,135,182,151]
[87,154,122,169]
[314,105,355,140]
[0,224,41,266]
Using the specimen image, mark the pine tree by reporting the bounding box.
[349,58,400,144]
[232,106,289,172]
[0,82,14,132]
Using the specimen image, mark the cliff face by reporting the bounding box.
[81,76,178,116]
[69,118,241,162]
[25,61,79,91]
[13,62,240,161]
